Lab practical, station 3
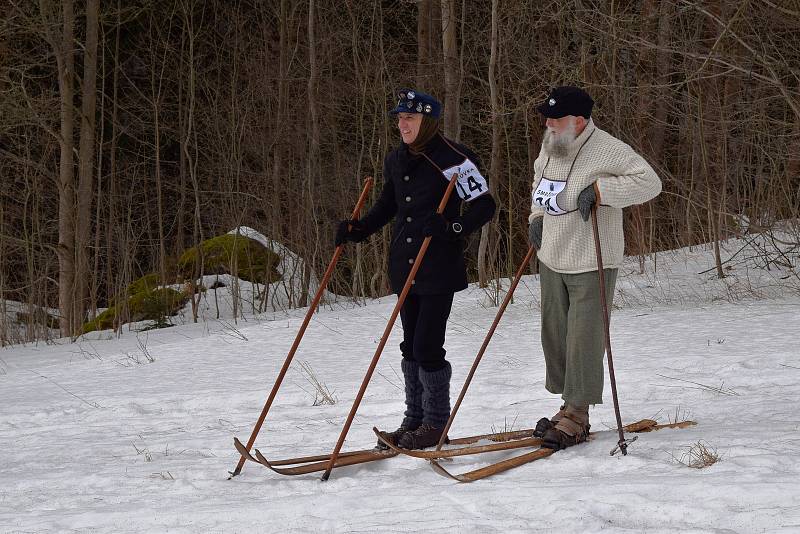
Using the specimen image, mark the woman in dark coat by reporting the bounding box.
[336,89,496,449]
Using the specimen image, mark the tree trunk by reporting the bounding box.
[46,0,76,336]
[272,0,288,207]
[149,8,167,289]
[441,0,460,139]
[416,0,431,88]
[90,11,106,320]
[651,0,672,162]
[181,0,203,322]
[478,0,500,288]
[703,0,725,278]
[106,0,121,314]
[787,118,800,220]
[303,0,320,307]
[632,0,667,270]
[176,23,187,257]
[74,0,99,334]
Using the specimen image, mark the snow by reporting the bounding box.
[1,235,799,533]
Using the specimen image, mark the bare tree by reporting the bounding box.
[37,0,77,336]
[75,0,100,332]
[2,1,799,343]
[477,0,500,288]
[441,0,460,139]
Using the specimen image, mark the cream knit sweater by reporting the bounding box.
[528,119,661,274]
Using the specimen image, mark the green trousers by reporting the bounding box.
[539,262,618,406]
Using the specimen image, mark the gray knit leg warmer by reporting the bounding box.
[401,358,423,427]
[419,362,452,428]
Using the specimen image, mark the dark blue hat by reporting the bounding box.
[536,86,594,119]
[389,89,441,119]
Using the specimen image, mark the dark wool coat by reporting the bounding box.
[359,133,496,295]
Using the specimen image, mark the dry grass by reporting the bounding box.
[655,373,739,397]
[491,415,520,434]
[297,360,337,406]
[137,333,155,363]
[653,405,693,426]
[673,440,720,469]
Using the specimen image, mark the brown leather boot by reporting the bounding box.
[542,404,590,450]
[376,418,420,450]
[533,404,567,437]
[397,423,446,450]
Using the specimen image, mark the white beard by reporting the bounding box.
[543,123,578,157]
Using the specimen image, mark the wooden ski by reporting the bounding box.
[429,419,697,483]
[373,427,541,459]
[236,427,537,476]
[430,447,554,482]
[254,447,398,476]
[234,437,371,467]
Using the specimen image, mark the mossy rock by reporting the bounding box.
[82,305,121,333]
[82,287,188,334]
[127,273,162,296]
[177,233,281,284]
[109,273,162,307]
[128,287,188,320]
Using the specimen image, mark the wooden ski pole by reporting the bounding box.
[434,245,536,451]
[590,204,628,456]
[228,177,374,478]
[321,173,459,481]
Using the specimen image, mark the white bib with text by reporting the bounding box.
[532,177,568,215]
[442,158,488,202]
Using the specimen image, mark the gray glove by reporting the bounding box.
[528,217,543,249]
[577,183,597,222]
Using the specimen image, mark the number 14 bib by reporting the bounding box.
[442,158,488,202]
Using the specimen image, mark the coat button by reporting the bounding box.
[406,237,412,243]
[408,258,414,264]
[406,216,412,222]
[411,280,416,285]
[403,175,410,181]
[405,196,411,202]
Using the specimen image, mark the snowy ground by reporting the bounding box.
[1,237,799,533]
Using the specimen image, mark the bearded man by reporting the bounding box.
[527,86,662,450]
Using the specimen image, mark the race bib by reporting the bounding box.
[532,177,567,215]
[442,158,488,202]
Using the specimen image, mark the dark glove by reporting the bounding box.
[577,183,597,222]
[334,219,367,246]
[422,213,460,240]
[528,217,543,249]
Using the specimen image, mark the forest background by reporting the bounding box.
[1,0,798,343]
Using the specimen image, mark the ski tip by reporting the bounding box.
[373,427,392,448]
[428,458,465,482]
[253,448,271,467]
[233,437,260,463]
